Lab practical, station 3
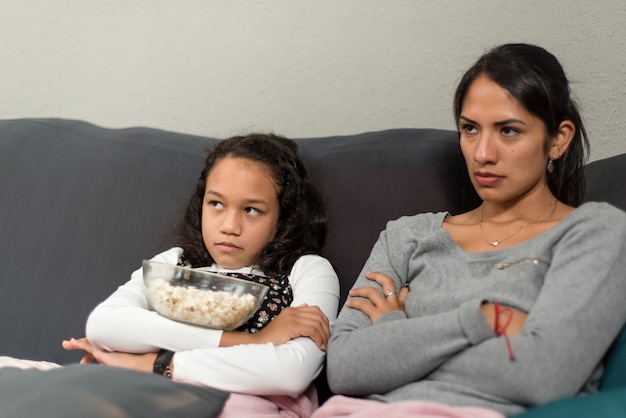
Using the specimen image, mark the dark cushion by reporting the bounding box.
[296,129,480,302]
[0,118,217,364]
[583,153,626,211]
[0,364,228,418]
[583,153,626,392]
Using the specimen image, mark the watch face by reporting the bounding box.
[154,350,173,375]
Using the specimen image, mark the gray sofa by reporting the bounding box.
[1,118,624,417]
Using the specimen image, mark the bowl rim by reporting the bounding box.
[141,259,270,290]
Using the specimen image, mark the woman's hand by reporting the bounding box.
[62,337,157,373]
[346,271,409,324]
[480,303,528,336]
[221,304,330,351]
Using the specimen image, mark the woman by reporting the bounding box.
[317,44,626,417]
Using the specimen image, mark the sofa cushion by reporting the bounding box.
[0,118,217,364]
[0,364,229,418]
[296,128,480,301]
[583,153,626,211]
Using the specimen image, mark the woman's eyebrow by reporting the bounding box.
[494,118,526,126]
[459,115,527,126]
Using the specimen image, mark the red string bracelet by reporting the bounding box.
[494,302,515,362]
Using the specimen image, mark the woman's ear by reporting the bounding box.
[550,120,575,160]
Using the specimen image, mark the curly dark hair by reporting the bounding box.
[173,133,327,275]
[453,43,590,207]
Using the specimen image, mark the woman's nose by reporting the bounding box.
[474,132,498,164]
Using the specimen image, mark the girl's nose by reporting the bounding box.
[220,211,242,235]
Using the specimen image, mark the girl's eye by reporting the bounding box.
[245,207,262,216]
[208,200,223,209]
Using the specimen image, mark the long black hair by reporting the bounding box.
[453,43,590,206]
[173,133,327,276]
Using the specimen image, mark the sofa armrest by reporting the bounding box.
[512,388,626,418]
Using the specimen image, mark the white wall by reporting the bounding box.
[2,1,625,161]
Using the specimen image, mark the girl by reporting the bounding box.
[314,44,626,417]
[62,133,341,417]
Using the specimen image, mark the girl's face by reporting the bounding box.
[458,75,555,204]
[201,156,279,269]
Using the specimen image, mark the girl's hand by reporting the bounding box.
[346,271,409,324]
[62,337,97,364]
[480,303,528,336]
[222,305,330,351]
[63,337,157,373]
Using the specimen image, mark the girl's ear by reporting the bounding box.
[550,120,575,160]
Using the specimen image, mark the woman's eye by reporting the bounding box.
[461,124,477,134]
[501,127,519,137]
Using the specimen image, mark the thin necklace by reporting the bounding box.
[478,202,555,247]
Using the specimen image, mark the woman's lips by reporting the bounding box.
[474,172,503,187]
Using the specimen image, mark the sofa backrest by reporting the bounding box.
[296,129,481,302]
[0,119,214,363]
[1,118,623,385]
[582,153,626,391]
[0,119,480,364]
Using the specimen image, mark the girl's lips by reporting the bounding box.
[215,242,242,253]
[474,172,503,187]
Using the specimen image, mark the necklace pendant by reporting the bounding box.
[490,241,500,246]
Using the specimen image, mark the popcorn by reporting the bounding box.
[146,277,258,329]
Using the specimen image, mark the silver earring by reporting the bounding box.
[547,159,554,173]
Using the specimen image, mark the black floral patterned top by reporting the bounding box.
[218,272,293,334]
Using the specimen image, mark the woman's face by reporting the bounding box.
[458,75,553,204]
[201,156,279,269]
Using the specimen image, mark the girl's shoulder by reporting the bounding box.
[290,253,335,274]
[148,247,183,264]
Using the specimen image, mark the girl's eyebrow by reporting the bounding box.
[205,189,268,206]
[459,115,527,126]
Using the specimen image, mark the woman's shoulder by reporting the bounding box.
[555,202,626,244]
[570,201,626,226]
[384,211,449,234]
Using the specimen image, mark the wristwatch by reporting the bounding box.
[153,349,174,378]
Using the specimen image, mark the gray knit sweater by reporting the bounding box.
[326,202,626,416]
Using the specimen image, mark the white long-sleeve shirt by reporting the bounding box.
[86,247,340,396]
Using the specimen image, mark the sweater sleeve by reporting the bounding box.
[173,255,340,395]
[326,215,494,395]
[436,204,626,406]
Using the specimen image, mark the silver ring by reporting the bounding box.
[385,290,397,298]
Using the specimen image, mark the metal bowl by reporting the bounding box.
[143,260,268,330]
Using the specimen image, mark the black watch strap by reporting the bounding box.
[153,349,174,376]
